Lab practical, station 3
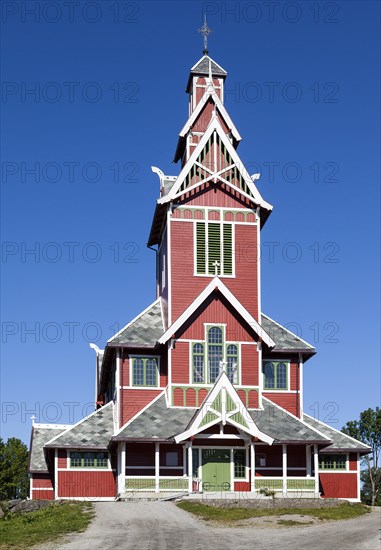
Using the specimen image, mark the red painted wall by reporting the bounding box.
[58,450,67,468]
[31,490,54,500]
[234,481,251,491]
[349,453,358,471]
[58,471,116,498]
[263,393,299,417]
[32,474,54,489]
[319,473,357,499]
[119,389,162,427]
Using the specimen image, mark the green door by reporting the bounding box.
[202,449,231,492]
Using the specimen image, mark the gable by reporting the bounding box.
[176,292,259,343]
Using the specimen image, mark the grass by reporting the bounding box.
[177,501,370,523]
[0,501,94,549]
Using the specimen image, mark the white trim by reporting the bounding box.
[59,497,116,502]
[313,444,319,495]
[159,276,275,348]
[256,206,261,321]
[282,444,287,496]
[33,423,71,430]
[357,452,360,501]
[107,298,162,343]
[174,372,273,444]
[167,206,172,325]
[158,118,272,211]
[54,449,58,499]
[250,443,255,491]
[299,355,304,415]
[31,487,54,491]
[44,401,114,447]
[303,413,371,450]
[58,468,116,472]
[114,391,165,435]
[178,85,241,142]
[155,442,160,493]
[115,349,120,433]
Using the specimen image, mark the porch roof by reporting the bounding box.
[44,401,114,450]
[303,413,371,453]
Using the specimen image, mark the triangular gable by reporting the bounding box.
[190,55,227,76]
[174,372,273,444]
[158,118,273,211]
[158,276,275,348]
[179,89,241,142]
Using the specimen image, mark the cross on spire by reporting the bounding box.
[198,15,212,55]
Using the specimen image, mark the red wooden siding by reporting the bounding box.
[263,392,299,417]
[58,450,67,468]
[32,474,54,489]
[171,342,190,384]
[241,344,259,386]
[234,481,251,491]
[58,471,116,498]
[349,453,358,471]
[120,390,162,427]
[179,185,254,209]
[31,490,54,500]
[319,473,357,499]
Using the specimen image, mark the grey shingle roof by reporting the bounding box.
[114,395,196,440]
[108,300,164,347]
[261,314,315,352]
[30,426,66,471]
[45,402,114,449]
[250,399,330,443]
[303,414,371,452]
[191,55,227,76]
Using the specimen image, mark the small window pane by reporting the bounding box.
[71,452,82,468]
[166,452,178,466]
[208,327,223,344]
[133,358,144,385]
[264,362,275,389]
[84,452,95,467]
[96,453,108,468]
[227,345,238,383]
[193,344,204,383]
[146,359,157,386]
[277,363,287,389]
[234,449,246,478]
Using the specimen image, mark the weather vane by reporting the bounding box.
[198,15,212,55]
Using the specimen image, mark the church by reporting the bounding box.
[28,27,369,501]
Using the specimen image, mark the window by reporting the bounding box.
[226,344,238,384]
[196,222,233,276]
[318,454,347,470]
[165,452,179,467]
[132,357,158,387]
[263,361,288,390]
[234,449,246,478]
[255,453,266,467]
[208,326,223,383]
[192,343,205,383]
[70,452,108,468]
[192,327,239,385]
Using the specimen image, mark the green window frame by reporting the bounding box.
[226,344,239,384]
[207,326,223,383]
[191,328,239,385]
[263,361,288,390]
[132,357,159,387]
[318,454,347,470]
[70,452,108,469]
[233,449,246,479]
[195,221,233,276]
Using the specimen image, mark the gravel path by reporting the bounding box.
[39,501,381,550]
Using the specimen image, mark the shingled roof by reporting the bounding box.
[29,425,68,472]
[186,55,227,92]
[114,394,196,441]
[261,314,315,353]
[45,402,114,449]
[108,299,164,347]
[303,414,371,453]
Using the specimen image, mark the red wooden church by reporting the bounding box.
[29,38,370,501]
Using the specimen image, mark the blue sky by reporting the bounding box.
[1,0,380,445]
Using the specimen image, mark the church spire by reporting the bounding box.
[198,15,212,55]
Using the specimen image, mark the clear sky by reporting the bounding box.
[1,0,380,445]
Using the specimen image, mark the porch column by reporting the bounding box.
[187,442,193,493]
[313,444,319,496]
[250,443,255,492]
[118,442,126,495]
[155,442,160,493]
[306,445,312,476]
[282,444,287,497]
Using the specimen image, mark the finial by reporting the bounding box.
[198,15,212,55]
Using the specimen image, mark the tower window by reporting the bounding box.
[195,222,233,276]
[131,357,159,387]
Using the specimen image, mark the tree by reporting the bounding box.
[342,407,381,506]
[0,437,29,500]
[361,468,381,506]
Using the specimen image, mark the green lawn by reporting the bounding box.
[0,501,94,549]
[177,501,370,523]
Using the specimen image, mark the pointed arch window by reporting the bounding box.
[226,344,238,384]
[208,326,223,383]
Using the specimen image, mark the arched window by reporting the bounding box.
[192,343,204,383]
[227,344,238,383]
[263,361,288,390]
[208,327,223,383]
[132,357,158,387]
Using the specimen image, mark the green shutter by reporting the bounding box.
[208,223,221,274]
[196,223,206,274]
[223,224,233,275]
